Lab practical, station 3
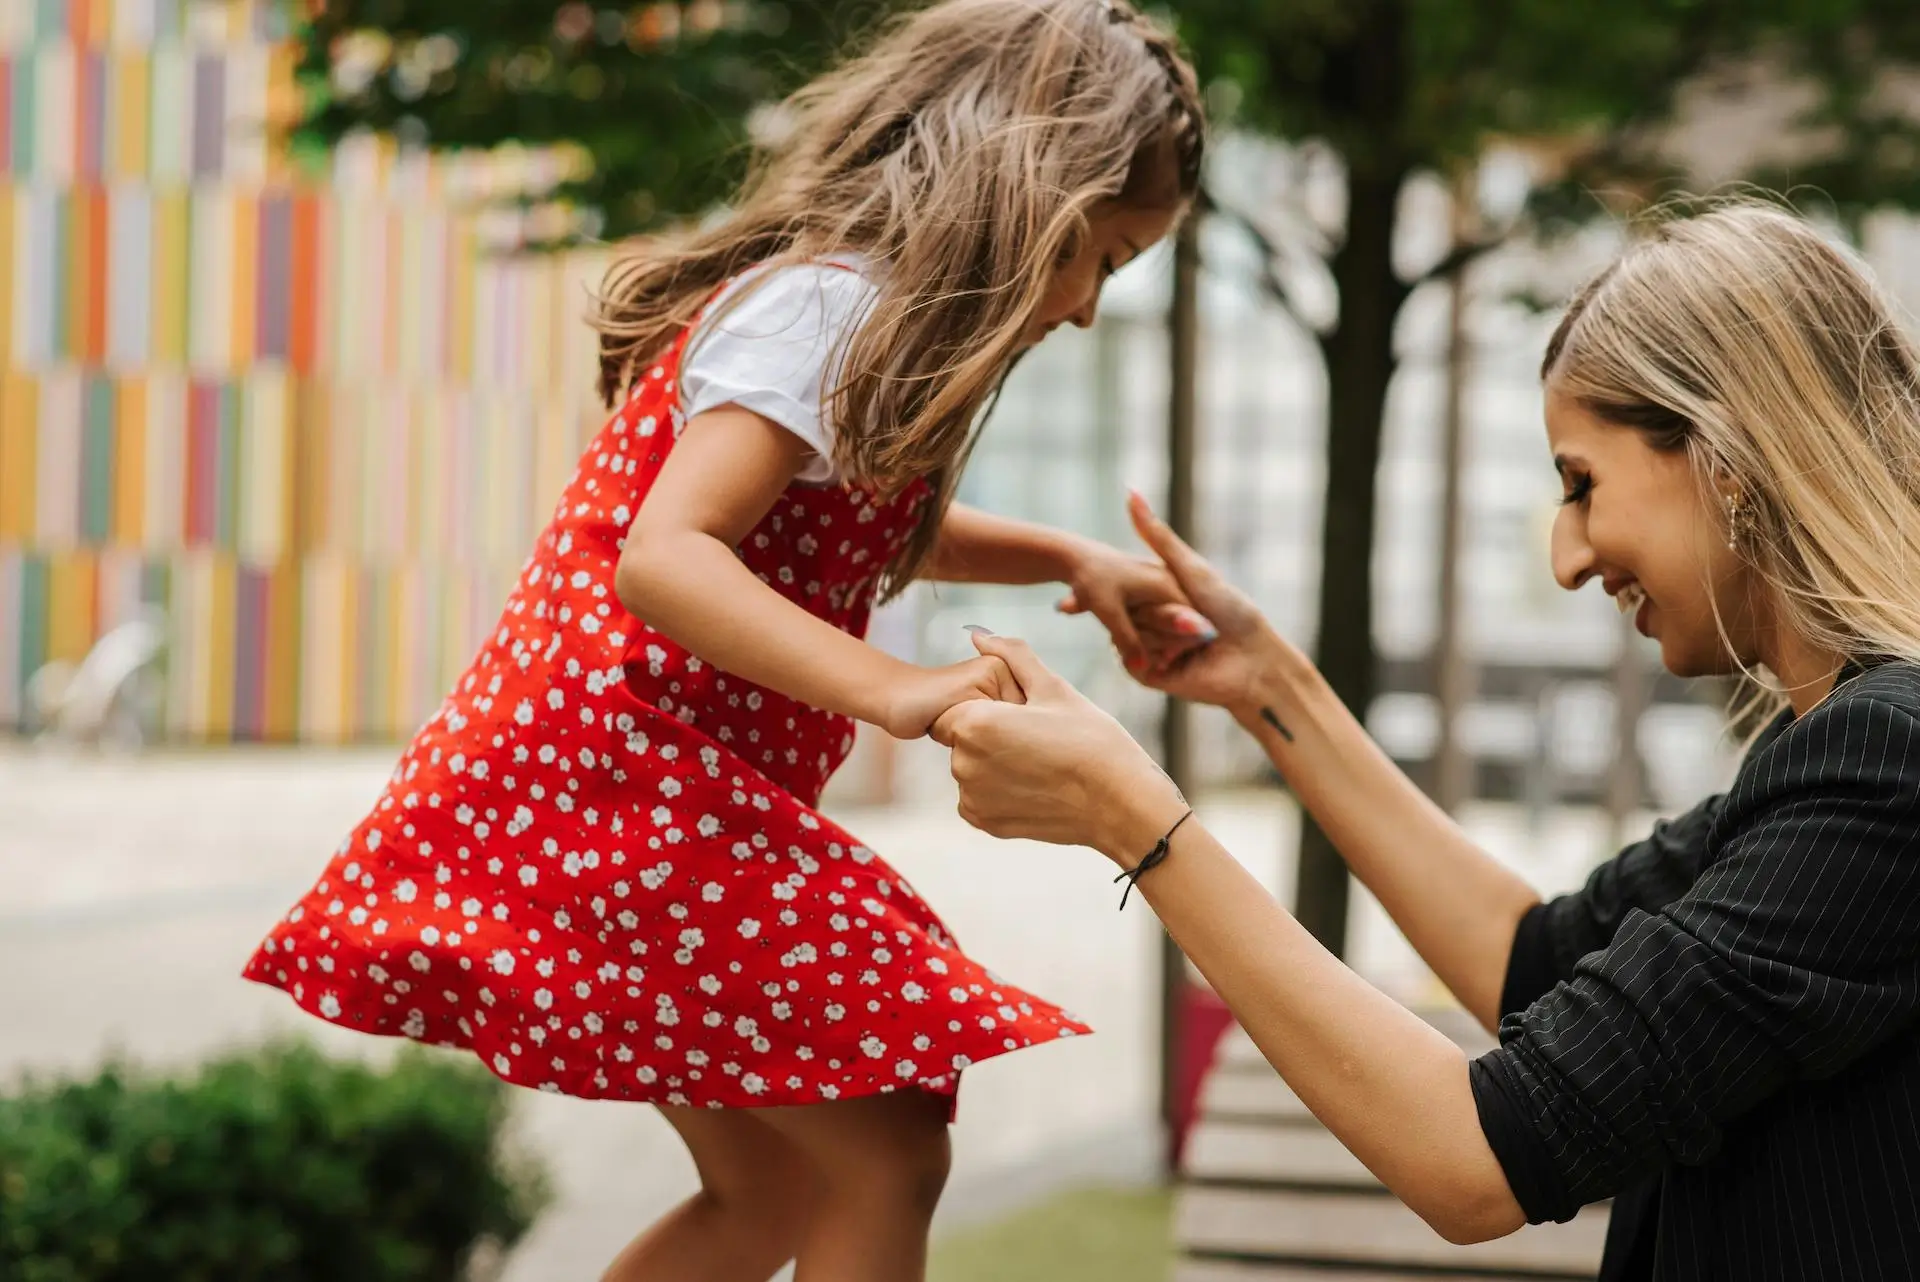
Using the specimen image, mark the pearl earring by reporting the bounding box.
[1726,491,1748,550]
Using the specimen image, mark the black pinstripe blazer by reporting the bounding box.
[1472,659,1920,1281]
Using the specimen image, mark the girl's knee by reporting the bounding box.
[835,1099,952,1213]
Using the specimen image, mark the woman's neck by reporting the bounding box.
[1762,624,1848,718]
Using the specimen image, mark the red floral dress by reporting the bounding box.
[243,297,1089,1113]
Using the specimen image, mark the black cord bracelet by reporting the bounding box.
[1113,809,1195,910]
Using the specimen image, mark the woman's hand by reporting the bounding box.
[931,632,1187,862]
[1057,541,1216,673]
[879,654,1026,741]
[1117,492,1297,715]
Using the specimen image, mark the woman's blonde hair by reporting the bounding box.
[591,0,1204,598]
[1543,198,1920,717]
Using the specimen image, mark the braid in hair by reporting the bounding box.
[1096,0,1205,198]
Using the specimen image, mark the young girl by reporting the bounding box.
[243,2,1207,1279]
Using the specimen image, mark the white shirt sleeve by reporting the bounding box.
[678,260,879,484]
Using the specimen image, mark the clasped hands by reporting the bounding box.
[920,494,1280,864]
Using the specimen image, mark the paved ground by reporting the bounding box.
[0,738,1648,1279]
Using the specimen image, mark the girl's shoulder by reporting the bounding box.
[677,254,884,485]
[692,254,880,346]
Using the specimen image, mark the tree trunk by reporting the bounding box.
[1433,184,1478,817]
[1294,164,1410,956]
[1160,212,1202,1173]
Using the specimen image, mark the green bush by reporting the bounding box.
[0,1041,548,1282]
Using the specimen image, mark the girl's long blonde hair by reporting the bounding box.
[591,0,1204,599]
[1543,199,1920,718]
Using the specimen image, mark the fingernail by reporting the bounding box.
[964,624,995,636]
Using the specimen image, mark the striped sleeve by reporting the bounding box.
[1472,692,1920,1223]
[1501,793,1727,1016]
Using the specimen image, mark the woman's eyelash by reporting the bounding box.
[1559,474,1593,506]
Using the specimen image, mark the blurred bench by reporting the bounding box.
[1173,1008,1609,1281]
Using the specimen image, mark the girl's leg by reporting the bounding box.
[758,1089,952,1282]
[602,1106,822,1282]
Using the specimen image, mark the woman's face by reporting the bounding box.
[1545,387,1763,678]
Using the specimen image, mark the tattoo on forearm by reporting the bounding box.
[1260,706,1294,742]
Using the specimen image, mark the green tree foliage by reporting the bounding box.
[293,1,881,240]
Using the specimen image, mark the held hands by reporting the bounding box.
[878,651,1026,741]
[1111,492,1289,713]
[1057,540,1217,674]
[930,632,1185,859]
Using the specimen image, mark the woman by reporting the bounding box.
[932,203,1920,1280]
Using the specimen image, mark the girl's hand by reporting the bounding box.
[879,654,1026,741]
[1118,492,1298,714]
[1057,541,1216,671]
[931,633,1184,860]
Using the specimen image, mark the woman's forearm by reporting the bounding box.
[925,503,1092,584]
[1232,642,1540,1031]
[616,531,913,726]
[1097,798,1525,1242]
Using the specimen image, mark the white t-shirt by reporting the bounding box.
[678,255,879,484]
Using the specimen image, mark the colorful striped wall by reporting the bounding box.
[0,0,615,742]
